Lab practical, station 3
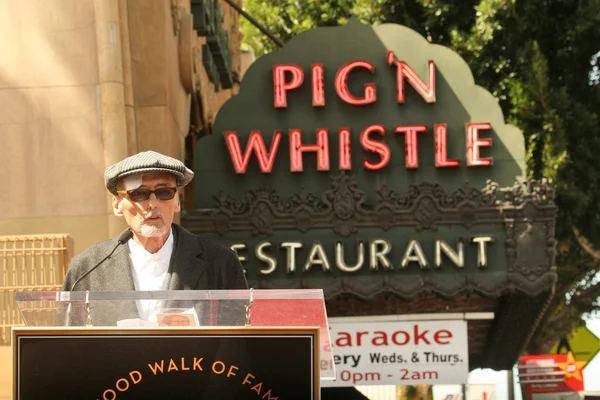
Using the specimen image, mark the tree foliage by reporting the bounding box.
[240,0,600,353]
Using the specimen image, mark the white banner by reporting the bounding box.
[322,319,469,386]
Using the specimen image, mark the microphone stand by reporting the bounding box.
[85,291,92,326]
[64,297,72,327]
[63,291,93,326]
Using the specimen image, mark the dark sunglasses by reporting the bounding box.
[116,187,177,202]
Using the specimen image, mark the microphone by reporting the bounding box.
[70,230,134,291]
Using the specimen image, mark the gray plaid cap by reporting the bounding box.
[104,151,194,194]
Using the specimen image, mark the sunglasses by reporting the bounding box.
[116,187,177,202]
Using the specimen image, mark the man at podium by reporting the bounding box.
[60,150,247,325]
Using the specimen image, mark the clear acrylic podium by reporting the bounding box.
[13,289,334,400]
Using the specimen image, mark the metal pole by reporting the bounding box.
[222,0,284,48]
[507,368,515,400]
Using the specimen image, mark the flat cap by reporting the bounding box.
[104,151,194,194]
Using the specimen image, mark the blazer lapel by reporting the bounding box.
[167,224,206,290]
[91,240,138,324]
[107,245,136,291]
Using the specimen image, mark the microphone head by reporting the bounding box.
[118,230,134,244]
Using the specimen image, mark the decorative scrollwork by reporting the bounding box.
[185,173,556,238]
[501,178,555,206]
[170,0,183,36]
[182,173,557,303]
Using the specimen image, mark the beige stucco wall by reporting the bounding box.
[0,0,113,257]
[0,2,110,397]
[0,0,242,398]
[0,0,243,248]
[126,0,185,156]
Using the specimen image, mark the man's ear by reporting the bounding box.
[174,192,181,213]
[112,196,124,216]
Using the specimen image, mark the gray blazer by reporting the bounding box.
[61,224,248,325]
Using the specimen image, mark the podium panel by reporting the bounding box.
[14,289,335,379]
[14,327,320,400]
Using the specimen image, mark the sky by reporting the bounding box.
[467,318,600,399]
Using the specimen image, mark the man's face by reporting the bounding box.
[113,172,180,239]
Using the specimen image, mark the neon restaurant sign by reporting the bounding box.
[183,20,557,369]
[225,52,493,174]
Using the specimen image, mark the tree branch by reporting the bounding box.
[572,226,600,260]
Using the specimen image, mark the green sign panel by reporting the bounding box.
[195,19,525,201]
[186,20,555,301]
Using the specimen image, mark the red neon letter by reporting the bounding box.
[339,128,351,170]
[289,128,330,172]
[395,125,427,168]
[312,64,325,107]
[273,64,304,108]
[388,51,435,103]
[335,61,376,105]
[224,130,282,174]
[466,123,493,166]
[434,124,460,167]
[360,125,390,170]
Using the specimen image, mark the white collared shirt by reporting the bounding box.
[128,228,174,321]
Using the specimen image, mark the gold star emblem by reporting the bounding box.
[557,352,586,382]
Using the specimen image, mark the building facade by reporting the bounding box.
[0,1,244,397]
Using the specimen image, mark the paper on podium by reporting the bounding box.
[116,307,200,327]
[157,307,200,327]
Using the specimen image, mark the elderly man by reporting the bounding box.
[61,151,247,324]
